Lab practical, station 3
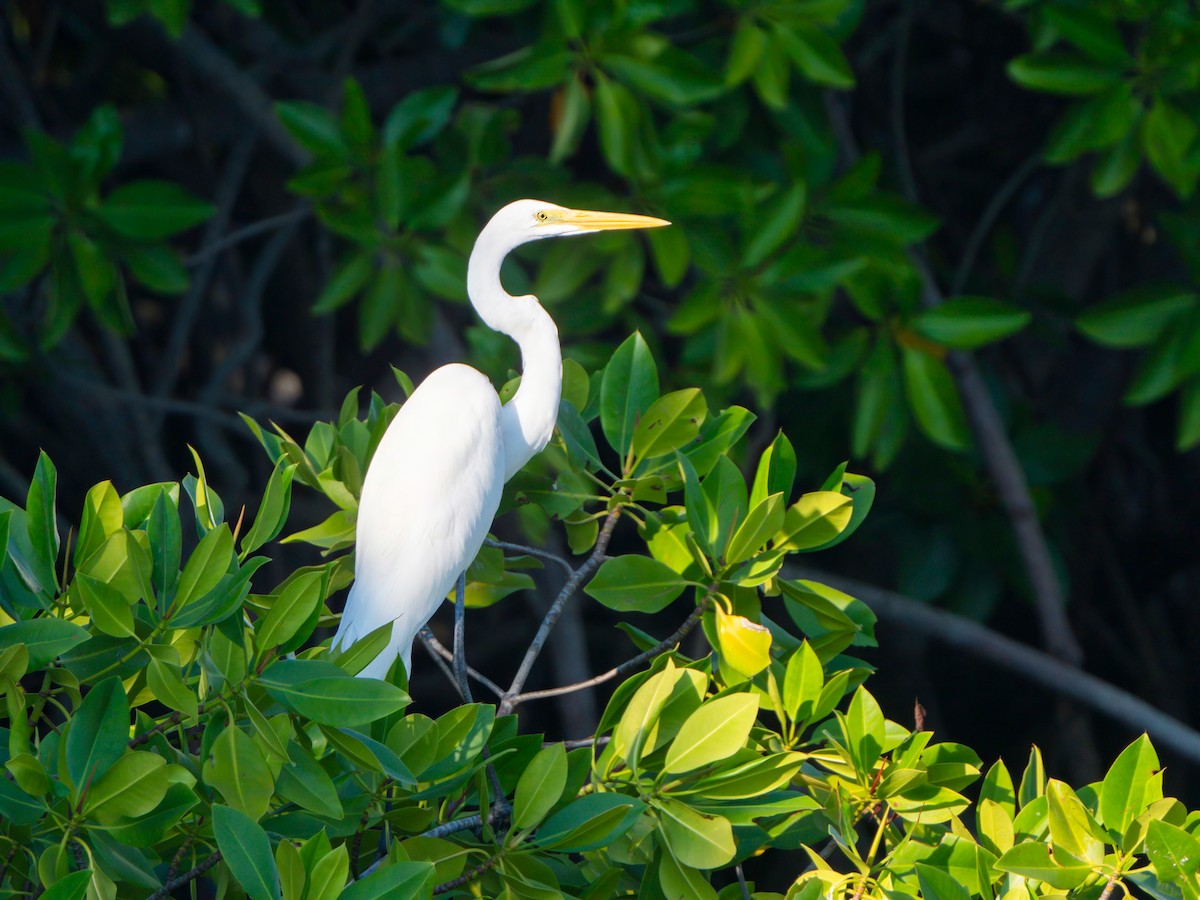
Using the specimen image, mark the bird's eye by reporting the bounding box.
[535,211,550,221]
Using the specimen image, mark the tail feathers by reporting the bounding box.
[355,624,411,680]
[333,584,412,680]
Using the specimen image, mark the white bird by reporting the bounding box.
[331,199,669,680]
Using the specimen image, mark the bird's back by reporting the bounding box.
[334,364,506,678]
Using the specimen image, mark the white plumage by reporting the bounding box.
[331,199,669,679]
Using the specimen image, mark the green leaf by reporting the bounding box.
[901,346,970,451]
[98,180,214,238]
[146,657,197,717]
[593,71,635,176]
[1043,5,1128,65]
[664,693,758,774]
[203,726,275,821]
[66,676,129,793]
[603,48,724,106]
[241,462,295,558]
[1142,98,1200,197]
[276,101,347,158]
[536,793,645,852]
[842,686,885,772]
[775,23,855,89]
[173,524,234,615]
[915,863,970,900]
[1100,734,1161,837]
[584,555,688,613]
[25,450,59,593]
[1146,819,1200,883]
[750,431,796,507]
[726,18,767,86]
[727,493,785,564]
[467,42,572,92]
[276,742,344,819]
[601,332,659,459]
[213,804,282,900]
[256,570,324,651]
[1007,53,1122,95]
[75,480,123,570]
[40,870,91,900]
[1019,745,1046,807]
[0,773,46,824]
[614,661,684,769]
[783,641,824,723]
[911,296,1032,349]
[1047,779,1105,865]
[996,841,1093,889]
[260,659,409,725]
[631,388,707,462]
[147,486,182,606]
[655,796,736,868]
[1077,286,1196,348]
[742,182,807,268]
[776,491,853,552]
[0,618,89,668]
[339,862,435,900]
[513,743,568,829]
[83,751,171,821]
[122,243,189,294]
[382,86,459,153]
[75,573,135,638]
[314,252,374,314]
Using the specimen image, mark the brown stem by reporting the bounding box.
[500,508,622,714]
[1097,873,1120,900]
[146,851,221,900]
[434,854,502,895]
[508,600,708,706]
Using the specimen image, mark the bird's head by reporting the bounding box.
[486,199,670,245]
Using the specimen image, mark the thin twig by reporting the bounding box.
[831,84,1084,668]
[146,851,221,900]
[951,152,1042,296]
[186,207,310,266]
[434,854,502,895]
[175,25,309,167]
[358,804,512,880]
[484,538,575,576]
[736,863,752,900]
[453,571,472,704]
[794,566,1200,765]
[501,509,622,713]
[509,601,707,706]
[152,136,256,411]
[418,630,503,698]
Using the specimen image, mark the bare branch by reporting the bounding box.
[500,509,622,713]
[418,630,503,698]
[796,567,1200,765]
[484,538,575,576]
[186,207,310,266]
[147,851,221,900]
[435,855,501,895]
[509,601,707,707]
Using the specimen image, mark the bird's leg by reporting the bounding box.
[453,570,472,703]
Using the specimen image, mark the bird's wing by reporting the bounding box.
[333,364,505,662]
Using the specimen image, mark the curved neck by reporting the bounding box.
[468,228,563,481]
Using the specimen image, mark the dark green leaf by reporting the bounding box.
[911,296,1032,349]
[584,555,688,613]
[98,180,214,238]
[213,804,282,899]
[600,332,659,459]
[66,676,129,792]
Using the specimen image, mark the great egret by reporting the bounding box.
[331,199,669,680]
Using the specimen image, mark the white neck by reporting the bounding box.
[467,225,562,481]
